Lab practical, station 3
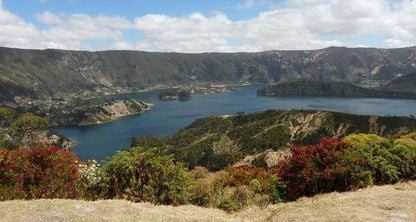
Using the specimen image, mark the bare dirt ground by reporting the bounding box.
[1,181,415,222]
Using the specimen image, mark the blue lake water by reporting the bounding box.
[54,85,416,161]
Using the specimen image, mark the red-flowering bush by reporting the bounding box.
[0,144,83,200]
[276,137,350,199]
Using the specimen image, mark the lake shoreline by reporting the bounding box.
[54,85,416,161]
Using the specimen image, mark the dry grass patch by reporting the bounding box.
[0,181,415,222]
[266,181,416,222]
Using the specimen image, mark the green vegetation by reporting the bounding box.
[0,108,15,128]
[257,80,416,99]
[0,144,84,200]
[2,131,416,212]
[0,108,71,149]
[10,113,49,146]
[382,71,416,93]
[102,147,192,205]
[158,90,191,101]
[132,110,416,171]
[1,46,416,101]
[278,132,416,200]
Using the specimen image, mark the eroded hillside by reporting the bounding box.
[1,46,416,100]
[131,110,416,170]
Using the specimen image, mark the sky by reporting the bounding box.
[0,0,415,52]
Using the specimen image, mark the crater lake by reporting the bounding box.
[54,85,416,161]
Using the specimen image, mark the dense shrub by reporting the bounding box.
[102,147,193,205]
[189,170,230,207]
[2,130,415,211]
[391,133,416,178]
[277,134,416,200]
[344,133,416,183]
[277,137,350,199]
[78,159,105,199]
[225,166,285,203]
[216,197,240,212]
[343,134,399,187]
[0,144,83,200]
[230,185,250,208]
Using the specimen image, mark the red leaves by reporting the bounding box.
[225,166,278,193]
[0,144,83,200]
[276,137,350,199]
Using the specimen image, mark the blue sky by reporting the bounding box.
[0,0,415,52]
[3,0,274,21]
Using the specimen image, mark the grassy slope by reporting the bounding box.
[1,181,415,222]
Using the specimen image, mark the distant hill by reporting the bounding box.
[1,46,416,101]
[381,71,416,93]
[257,80,416,99]
[131,110,416,171]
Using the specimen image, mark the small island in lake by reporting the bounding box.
[257,80,416,99]
[159,90,191,101]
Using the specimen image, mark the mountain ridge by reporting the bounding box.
[1,46,416,102]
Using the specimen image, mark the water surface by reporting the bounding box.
[55,85,416,161]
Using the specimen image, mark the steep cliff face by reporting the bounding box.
[1,46,416,100]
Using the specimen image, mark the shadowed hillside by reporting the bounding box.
[257,80,416,99]
[1,46,416,100]
[382,71,416,93]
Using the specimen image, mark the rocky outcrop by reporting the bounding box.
[49,99,152,126]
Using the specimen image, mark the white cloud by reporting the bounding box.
[0,2,43,49]
[383,38,413,48]
[133,12,236,52]
[36,11,63,25]
[236,0,256,10]
[0,7,134,50]
[0,0,416,52]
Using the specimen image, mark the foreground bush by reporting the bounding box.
[188,166,285,211]
[225,166,285,203]
[277,137,350,199]
[391,132,416,178]
[0,144,82,200]
[344,133,416,184]
[277,133,416,200]
[343,134,399,187]
[102,147,193,205]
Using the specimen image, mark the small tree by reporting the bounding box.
[0,107,15,128]
[10,113,49,146]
